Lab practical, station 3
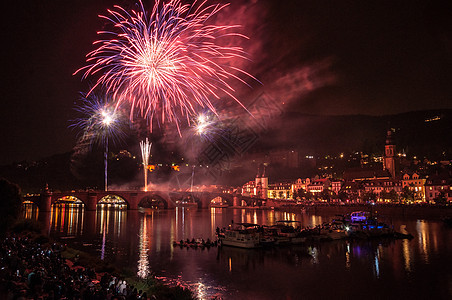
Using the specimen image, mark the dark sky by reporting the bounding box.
[1,0,451,165]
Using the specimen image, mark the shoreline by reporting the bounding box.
[1,227,195,300]
[227,204,452,219]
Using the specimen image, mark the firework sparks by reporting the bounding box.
[71,93,128,147]
[71,92,129,191]
[140,138,152,191]
[75,0,256,132]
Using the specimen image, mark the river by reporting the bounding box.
[26,204,452,299]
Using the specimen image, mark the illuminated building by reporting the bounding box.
[383,130,397,178]
[241,167,268,199]
[424,174,451,204]
[241,180,255,197]
[291,178,311,195]
[402,173,426,202]
[306,178,331,194]
[363,179,402,201]
[255,167,268,199]
[331,180,343,195]
[267,181,292,199]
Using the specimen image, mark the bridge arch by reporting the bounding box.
[209,195,232,207]
[98,194,128,209]
[54,195,85,206]
[138,194,168,209]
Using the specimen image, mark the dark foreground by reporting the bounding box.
[0,231,193,299]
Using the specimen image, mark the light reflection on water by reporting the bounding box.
[31,205,452,299]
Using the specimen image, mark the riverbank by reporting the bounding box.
[0,221,195,300]
[229,204,452,219]
[302,204,452,219]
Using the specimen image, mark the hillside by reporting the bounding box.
[257,109,452,158]
[1,109,451,191]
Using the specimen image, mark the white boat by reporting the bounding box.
[219,223,261,248]
[175,199,198,208]
[350,211,369,222]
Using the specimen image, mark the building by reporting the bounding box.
[363,179,402,202]
[255,167,268,199]
[291,178,311,195]
[267,181,292,199]
[340,181,364,203]
[306,178,331,194]
[383,129,397,178]
[241,180,255,197]
[343,167,391,182]
[402,173,426,202]
[424,174,451,204]
[331,180,343,195]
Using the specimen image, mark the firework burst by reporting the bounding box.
[75,0,255,132]
[71,92,128,147]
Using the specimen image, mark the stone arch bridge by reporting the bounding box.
[25,190,265,212]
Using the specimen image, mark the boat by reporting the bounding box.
[350,211,369,222]
[320,222,348,240]
[175,196,198,208]
[274,221,307,244]
[346,211,394,238]
[173,238,217,248]
[218,223,261,248]
[262,226,291,245]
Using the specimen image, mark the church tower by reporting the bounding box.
[383,130,396,178]
[261,166,268,199]
[254,166,268,199]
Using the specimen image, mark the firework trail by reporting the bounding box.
[75,0,256,133]
[140,138,152,191]
[71,92,129,191]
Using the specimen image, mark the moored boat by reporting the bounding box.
[219,223,261,248]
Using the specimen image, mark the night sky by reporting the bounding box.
[1,0,451,165]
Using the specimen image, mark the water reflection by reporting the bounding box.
[416,220,430,263]
[37,208,452,300]
[23,202,39,221]
[138,212,151,278]
[50,203,84,236]
[374,247,381,278]
[96,204,127,237]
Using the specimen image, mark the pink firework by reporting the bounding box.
[75,0,255,132]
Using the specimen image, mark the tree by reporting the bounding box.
[380,190,390,202]
[297,188,307,200]
[401,186,415,203]
[434,191,448,205]
[388,190,399,203]
[0,178,22,235]
[362,191,377,203]
[320,190,331,202]
[338,190,348,202]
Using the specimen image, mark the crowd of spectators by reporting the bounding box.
[0,234,148,299]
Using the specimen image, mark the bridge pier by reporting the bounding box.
[37,193,52,212]
[128,194,138,210]
[86,194,98,211]
[233,196,240,207]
